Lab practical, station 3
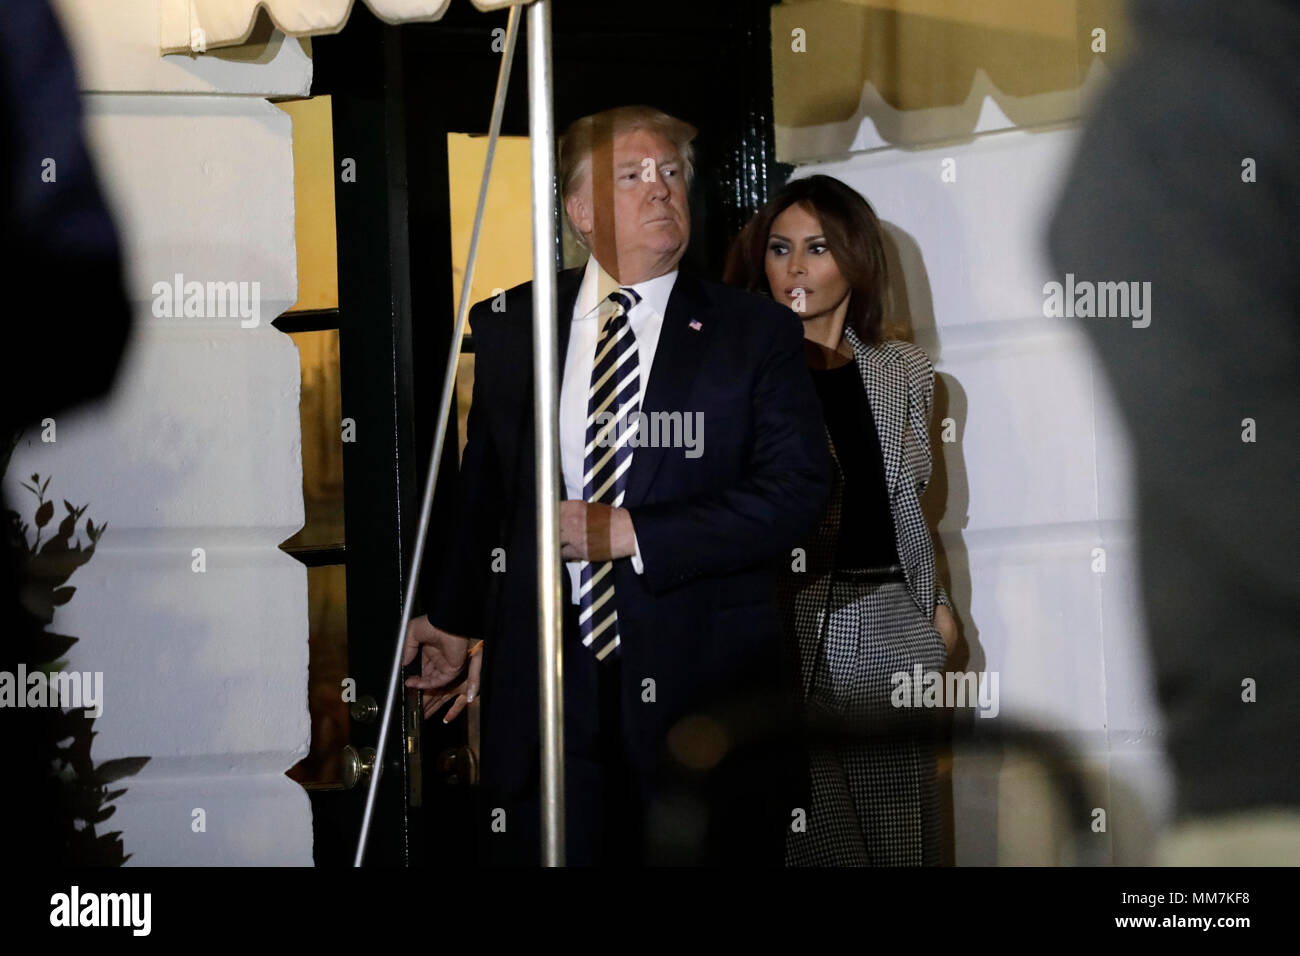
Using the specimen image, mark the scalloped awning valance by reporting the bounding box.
[161,0,527,54]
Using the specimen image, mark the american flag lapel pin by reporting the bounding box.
[688,318,702,331]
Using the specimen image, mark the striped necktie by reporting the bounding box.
[577,286,642,661]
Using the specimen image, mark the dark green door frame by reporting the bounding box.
[304,0,784,867]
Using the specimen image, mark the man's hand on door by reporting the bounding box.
[403,614,481,720]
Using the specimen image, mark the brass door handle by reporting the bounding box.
[350,695,379,723]
[435,745,479,786]
[340,745,377,789]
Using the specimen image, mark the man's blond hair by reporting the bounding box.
[557,106,697,245]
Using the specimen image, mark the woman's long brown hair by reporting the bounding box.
[724,175,890,346]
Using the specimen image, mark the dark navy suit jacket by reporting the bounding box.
[424,266,830,860]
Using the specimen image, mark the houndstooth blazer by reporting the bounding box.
[777,325,952,700]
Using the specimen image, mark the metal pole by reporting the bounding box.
[527,0,566,868]
[353,5,522,867]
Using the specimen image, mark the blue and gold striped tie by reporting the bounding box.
[577,286,642,661]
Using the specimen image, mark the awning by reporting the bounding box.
[161,0,527,54]
[776,0,1074,38]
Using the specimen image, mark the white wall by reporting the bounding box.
[2,1,314,864]
[792,113,1171,864]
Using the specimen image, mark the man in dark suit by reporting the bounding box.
[405,105,830,865]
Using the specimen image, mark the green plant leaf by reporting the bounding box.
[93,756,149,784]
[51,708,92,737]
[32,630,79,661]
[68,786,107,817]
[9,473,141,867]
[85,832,126,866]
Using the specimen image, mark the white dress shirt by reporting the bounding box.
[560,254,678,604]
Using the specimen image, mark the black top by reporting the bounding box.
[809,360,899,570]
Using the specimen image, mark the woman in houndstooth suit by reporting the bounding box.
[725,175,959,866]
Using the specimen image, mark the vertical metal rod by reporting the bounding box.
[527,0,566,868]
[353,5,522,867]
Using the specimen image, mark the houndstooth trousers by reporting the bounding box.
[786,578,946,867]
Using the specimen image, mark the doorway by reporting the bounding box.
[290,0,784,866]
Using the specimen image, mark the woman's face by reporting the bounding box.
[764,202,851,322]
